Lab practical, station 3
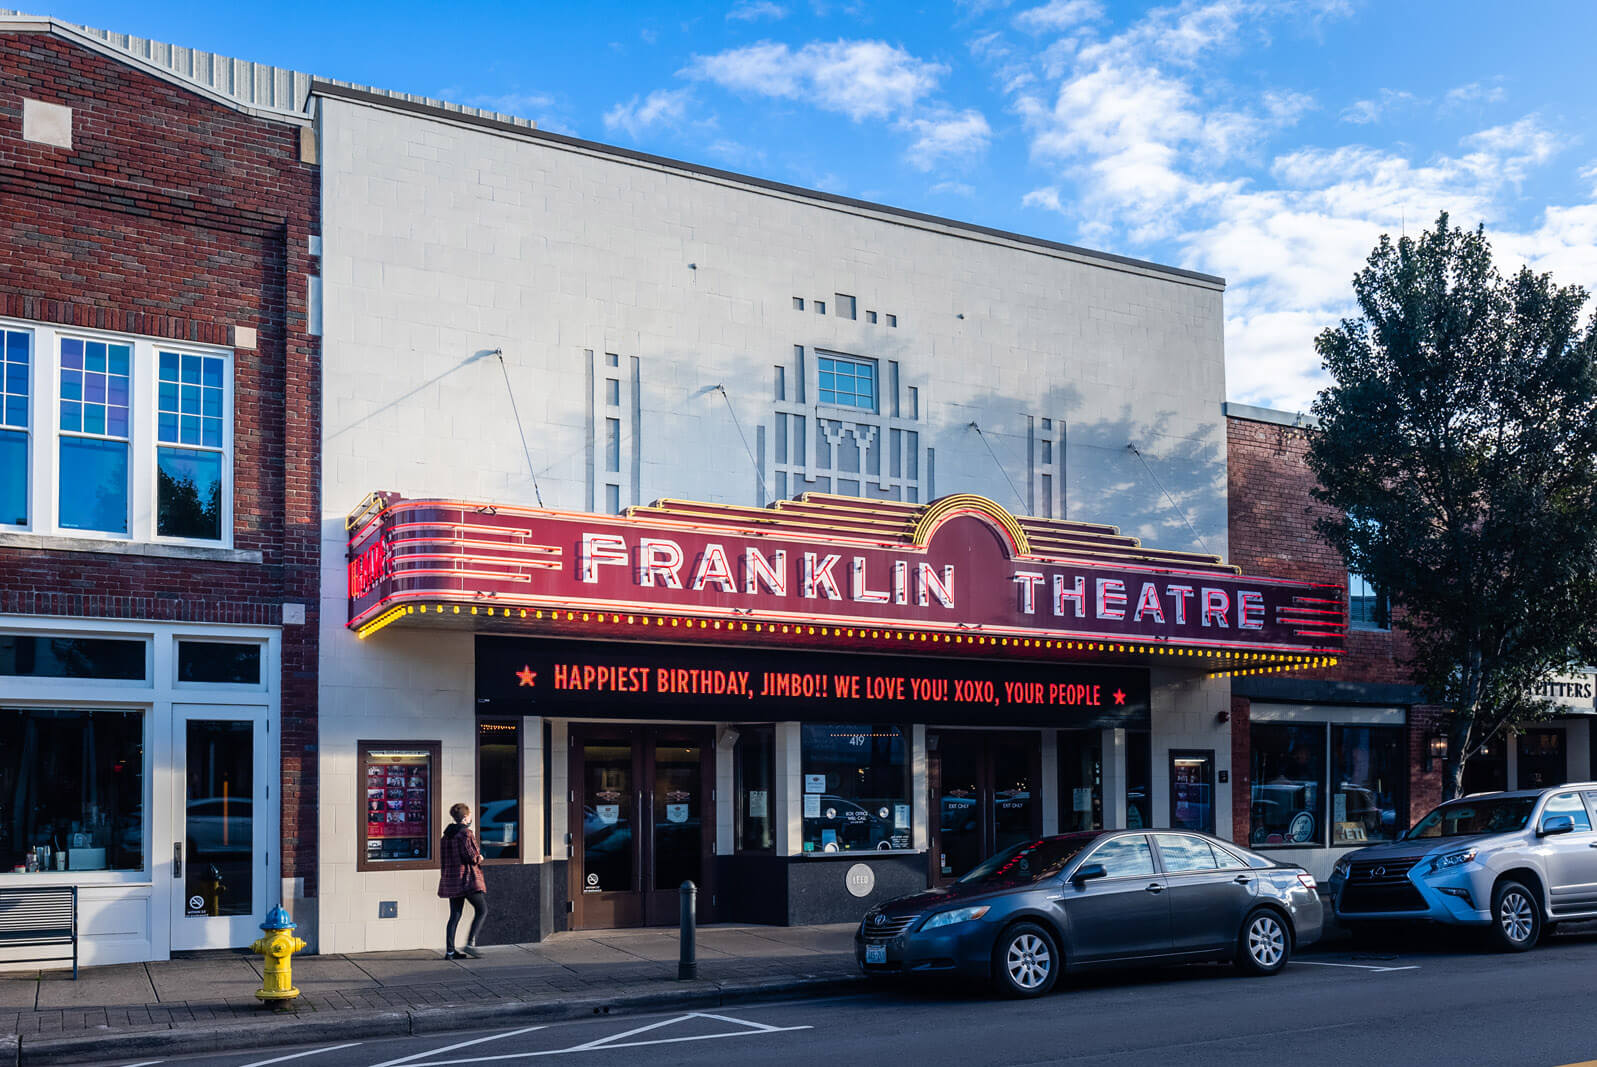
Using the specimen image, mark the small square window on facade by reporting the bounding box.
[605,378,620,407]
[1041,439,1053,465]
[1,329,30,526]
[866,311,878,324]
[835,294,857,320]
[816,300,827,315]
[156,350,227,541]
[886,314,898,328]
[177,640,262,684]
[793,297,805,311]
[59,337,132,534]
[1348,572,1390,630]
[817,353,877,411]
[605,483,621,514]
[606,352,620,367]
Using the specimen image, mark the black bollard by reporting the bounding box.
[678,880,698,980]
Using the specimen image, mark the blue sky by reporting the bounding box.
[23,0,1597,410]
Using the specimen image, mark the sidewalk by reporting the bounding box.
[0,923,863,1066]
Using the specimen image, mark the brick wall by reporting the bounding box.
[0,32,321,890]
[1227,413,1443,829]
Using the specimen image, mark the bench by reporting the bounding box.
[0,885,78,978]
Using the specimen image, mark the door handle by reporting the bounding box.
[1587,842,1597,849]
[173,842,183,880]
[1234,875,1252,884]
[1145,882,1165,894]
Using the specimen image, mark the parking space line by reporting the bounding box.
[238,1044,363,1067]
[118,1061,165,1067]
[366,1027,545,1067]
[397,1013,815,1065]
[1295,960,1419,973]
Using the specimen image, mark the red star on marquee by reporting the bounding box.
[1112,688,1126,705]
[516,665,538,688]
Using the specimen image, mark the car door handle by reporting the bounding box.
[1145,882,1165,894]
[1234,875,1252,884]
[1588,842,1597,849]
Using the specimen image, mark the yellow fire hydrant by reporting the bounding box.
[251,905,306,1006]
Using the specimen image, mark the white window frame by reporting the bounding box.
[815,351,878,413]
[0,324,32,532]
[172,636,268,693]
[1347,571,1389,631]
[0,316,234,548]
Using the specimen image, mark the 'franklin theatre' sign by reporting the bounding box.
[347,491,1345,659]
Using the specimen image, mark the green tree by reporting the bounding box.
[1307,213,1597,801]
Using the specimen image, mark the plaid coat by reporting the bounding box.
[436,823,486,898]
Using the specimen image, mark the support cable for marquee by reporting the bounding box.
[715,384,770,503]
[494,348,545,508]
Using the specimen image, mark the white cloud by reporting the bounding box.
[727,1,788,21]
[1444,80,1506,109]
[1338,88,1420,125]
[686,39,947,120]
[931,180,977,196]
[1013,0,1104,34]
[603,88,696,137]
[900,108,992,170]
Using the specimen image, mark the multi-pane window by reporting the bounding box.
[817,353,876,411]
[0,319,232,544]
[1349,572,1390,630]
[58,338,132,534]
[0,329,29,525]
[156,351,226,540]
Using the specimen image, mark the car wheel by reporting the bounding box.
[991,922,1060,998]
[1489,880,1541,952]
[1236,908,1292,976]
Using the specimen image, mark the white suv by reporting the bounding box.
[1327,784,1597,951]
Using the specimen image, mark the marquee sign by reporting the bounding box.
[476,636,1152,728]
[346,491,1345,665]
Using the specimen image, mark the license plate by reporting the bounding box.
[865,943,887,964]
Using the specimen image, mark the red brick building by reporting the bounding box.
[1226,402,1597,880]
[0,16,319,963]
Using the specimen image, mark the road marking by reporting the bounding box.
[118,1061,165,1067]
[238,1044,363,1067]
[367,1028,545,1067]
[1294,960,1420,973]
[400,1013,814,1064]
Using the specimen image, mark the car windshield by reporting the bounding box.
[1407,797,1536,839]
[956,835,1099,887]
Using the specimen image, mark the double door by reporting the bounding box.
[569,725,713,929]
[929,730,1042,883]
[171,706,273,950]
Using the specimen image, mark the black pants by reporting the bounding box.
[446,891,488,949]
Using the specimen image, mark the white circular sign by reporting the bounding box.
[845,863,876,898]
[586,873,599,886]
[188,895,204,912]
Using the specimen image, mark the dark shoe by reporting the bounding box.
[444,948,457,960]
[459,945,483,959]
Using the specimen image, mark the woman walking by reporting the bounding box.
[438,802,488,959]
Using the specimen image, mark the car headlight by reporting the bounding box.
[920,905,990,931]
[1428,849,1477,873]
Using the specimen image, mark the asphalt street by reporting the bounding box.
[121,925,1597,1067]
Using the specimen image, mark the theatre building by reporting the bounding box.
[313,82,1344,951]
[0,15,318,965]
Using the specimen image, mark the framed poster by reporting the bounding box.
[1169,750,1215,835]
[357,740,442,871]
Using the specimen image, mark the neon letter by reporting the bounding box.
[638,538,684,588]
[580,532,628,583]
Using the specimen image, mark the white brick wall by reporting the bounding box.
[316,96,1232,951]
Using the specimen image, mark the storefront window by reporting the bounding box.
[1,634,145,679]
[1125,730,1151,830]
[1332,726,1405,844]
[358,741,440,870]
[1058,729,1103,832]
[734,725,775,852]
[801,723,911,852]
[1250,724,1325,847]
[476,720,519,860]
[1,708,144,873]
[1518,728,1567,790]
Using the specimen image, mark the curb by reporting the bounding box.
[13,972,868,1066]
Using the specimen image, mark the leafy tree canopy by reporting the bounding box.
[1307,213,1597,799]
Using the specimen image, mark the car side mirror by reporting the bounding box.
[1071,862,1107,886]
[1539,814,1576,838]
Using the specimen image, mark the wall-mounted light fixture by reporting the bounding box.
[1425,733,1448,772]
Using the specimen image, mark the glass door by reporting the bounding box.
[929,731,1041,883]
[569,725,714,929]
[171,708,270,950]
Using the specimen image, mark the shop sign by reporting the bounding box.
[477,636,1152,728]
[348,492,1344,655]
[845,863,876,898]
[1530,670,1597,714]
